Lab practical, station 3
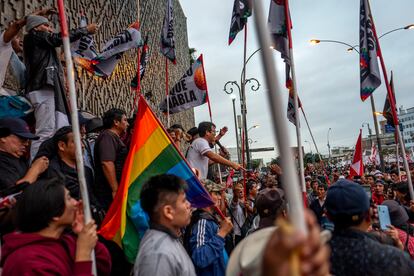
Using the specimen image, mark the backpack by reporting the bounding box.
[0,95,33,119]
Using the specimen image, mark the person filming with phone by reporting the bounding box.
[326,179,414,275]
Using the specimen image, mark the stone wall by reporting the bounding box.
[0,0,195,130]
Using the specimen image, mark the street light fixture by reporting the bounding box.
[310,23,414,53]
[309,24,414,171]
[247,124,260,132]
[327,128,332,165]
[304,140,312,153]
[362,122,373,148]
[229,94,241,163]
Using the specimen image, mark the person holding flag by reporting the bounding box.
[23,14,98,159]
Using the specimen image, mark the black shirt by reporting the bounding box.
[330,228,414,275]
[0,151,29,192]
[46,156,96,203]
[93,130,128,211]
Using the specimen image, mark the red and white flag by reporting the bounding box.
[369,143,378,164]
[350,130,364,178]
[226,170,235,189]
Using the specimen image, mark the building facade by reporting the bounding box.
[399,106,414,151]
[1,0,195,130]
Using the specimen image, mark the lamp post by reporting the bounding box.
[230,94,241,164]
[224,76,261,169]
[327,128,332,165]
[304,140,312,154]
[362,122,373,148]
[309,24,414,172]
[304,139,314,164]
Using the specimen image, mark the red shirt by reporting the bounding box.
[372,193,384,205]
[1,232,111,275]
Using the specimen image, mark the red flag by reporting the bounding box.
[350,130,364,178]
[226,170,235,188]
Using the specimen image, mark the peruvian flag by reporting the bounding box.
[226,170,235,189]
[350,130,364,178]
[370,143,378,164]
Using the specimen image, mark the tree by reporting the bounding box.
[189,48,197,65]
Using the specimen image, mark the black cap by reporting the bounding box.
[255,188,285,229]
[326,179,369,220]
[395,182,409,194]
[187,127,199,137]
[382,200,409,226]
[0,117,38,140]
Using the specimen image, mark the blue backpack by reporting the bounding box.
[0,95,33,119]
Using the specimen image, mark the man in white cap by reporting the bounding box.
[23,13,98,159]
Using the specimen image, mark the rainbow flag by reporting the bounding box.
[99,95,213,263]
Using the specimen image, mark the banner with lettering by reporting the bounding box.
[159,55,207,114]
[73,22,143,78]
[359,0,381,101]
[160,0,176,63]
[71,13,97,60]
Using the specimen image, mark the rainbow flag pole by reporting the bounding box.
[99,94,213,263]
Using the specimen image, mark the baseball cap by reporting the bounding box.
[255,188,285,229]
[326,179,369,222]
[201,179,224,193]
[395,182,409,194]
[187,127,199,137]
[0,117,38,140]
[382,200,409,227]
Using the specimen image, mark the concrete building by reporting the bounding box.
[1,0,195,129]
[399,106,414,151]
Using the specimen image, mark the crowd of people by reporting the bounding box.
[1,7,414,276]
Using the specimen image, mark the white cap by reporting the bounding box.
[226,227,276,276]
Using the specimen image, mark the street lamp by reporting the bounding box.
[248,138,258,145]
[247,124,260,133]
[304,140,314,164]
[308,24,414,172]
[362,122,373,148]
[311,23,414,53]
[304,140,312,154]
[327,128,332,165]
[230,94,241,164]
[224,70,261,169]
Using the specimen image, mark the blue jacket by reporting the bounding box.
[188,210,227,276]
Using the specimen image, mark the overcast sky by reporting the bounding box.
[180,0,414,161]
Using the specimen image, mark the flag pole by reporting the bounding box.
[56,1,97,274]
[166,58,170,127]
[368,0,413,199]
[396,140,401,179]
[284,0,306,203]
[252,0,306,234]
[390,71,401,180]
[300,108,324,169]
[369,95,385,172]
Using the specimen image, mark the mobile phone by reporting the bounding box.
[361,185,372,200]
[377,205,391,231]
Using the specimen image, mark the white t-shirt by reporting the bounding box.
[0,32,13,91]
[186,137,212,179]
